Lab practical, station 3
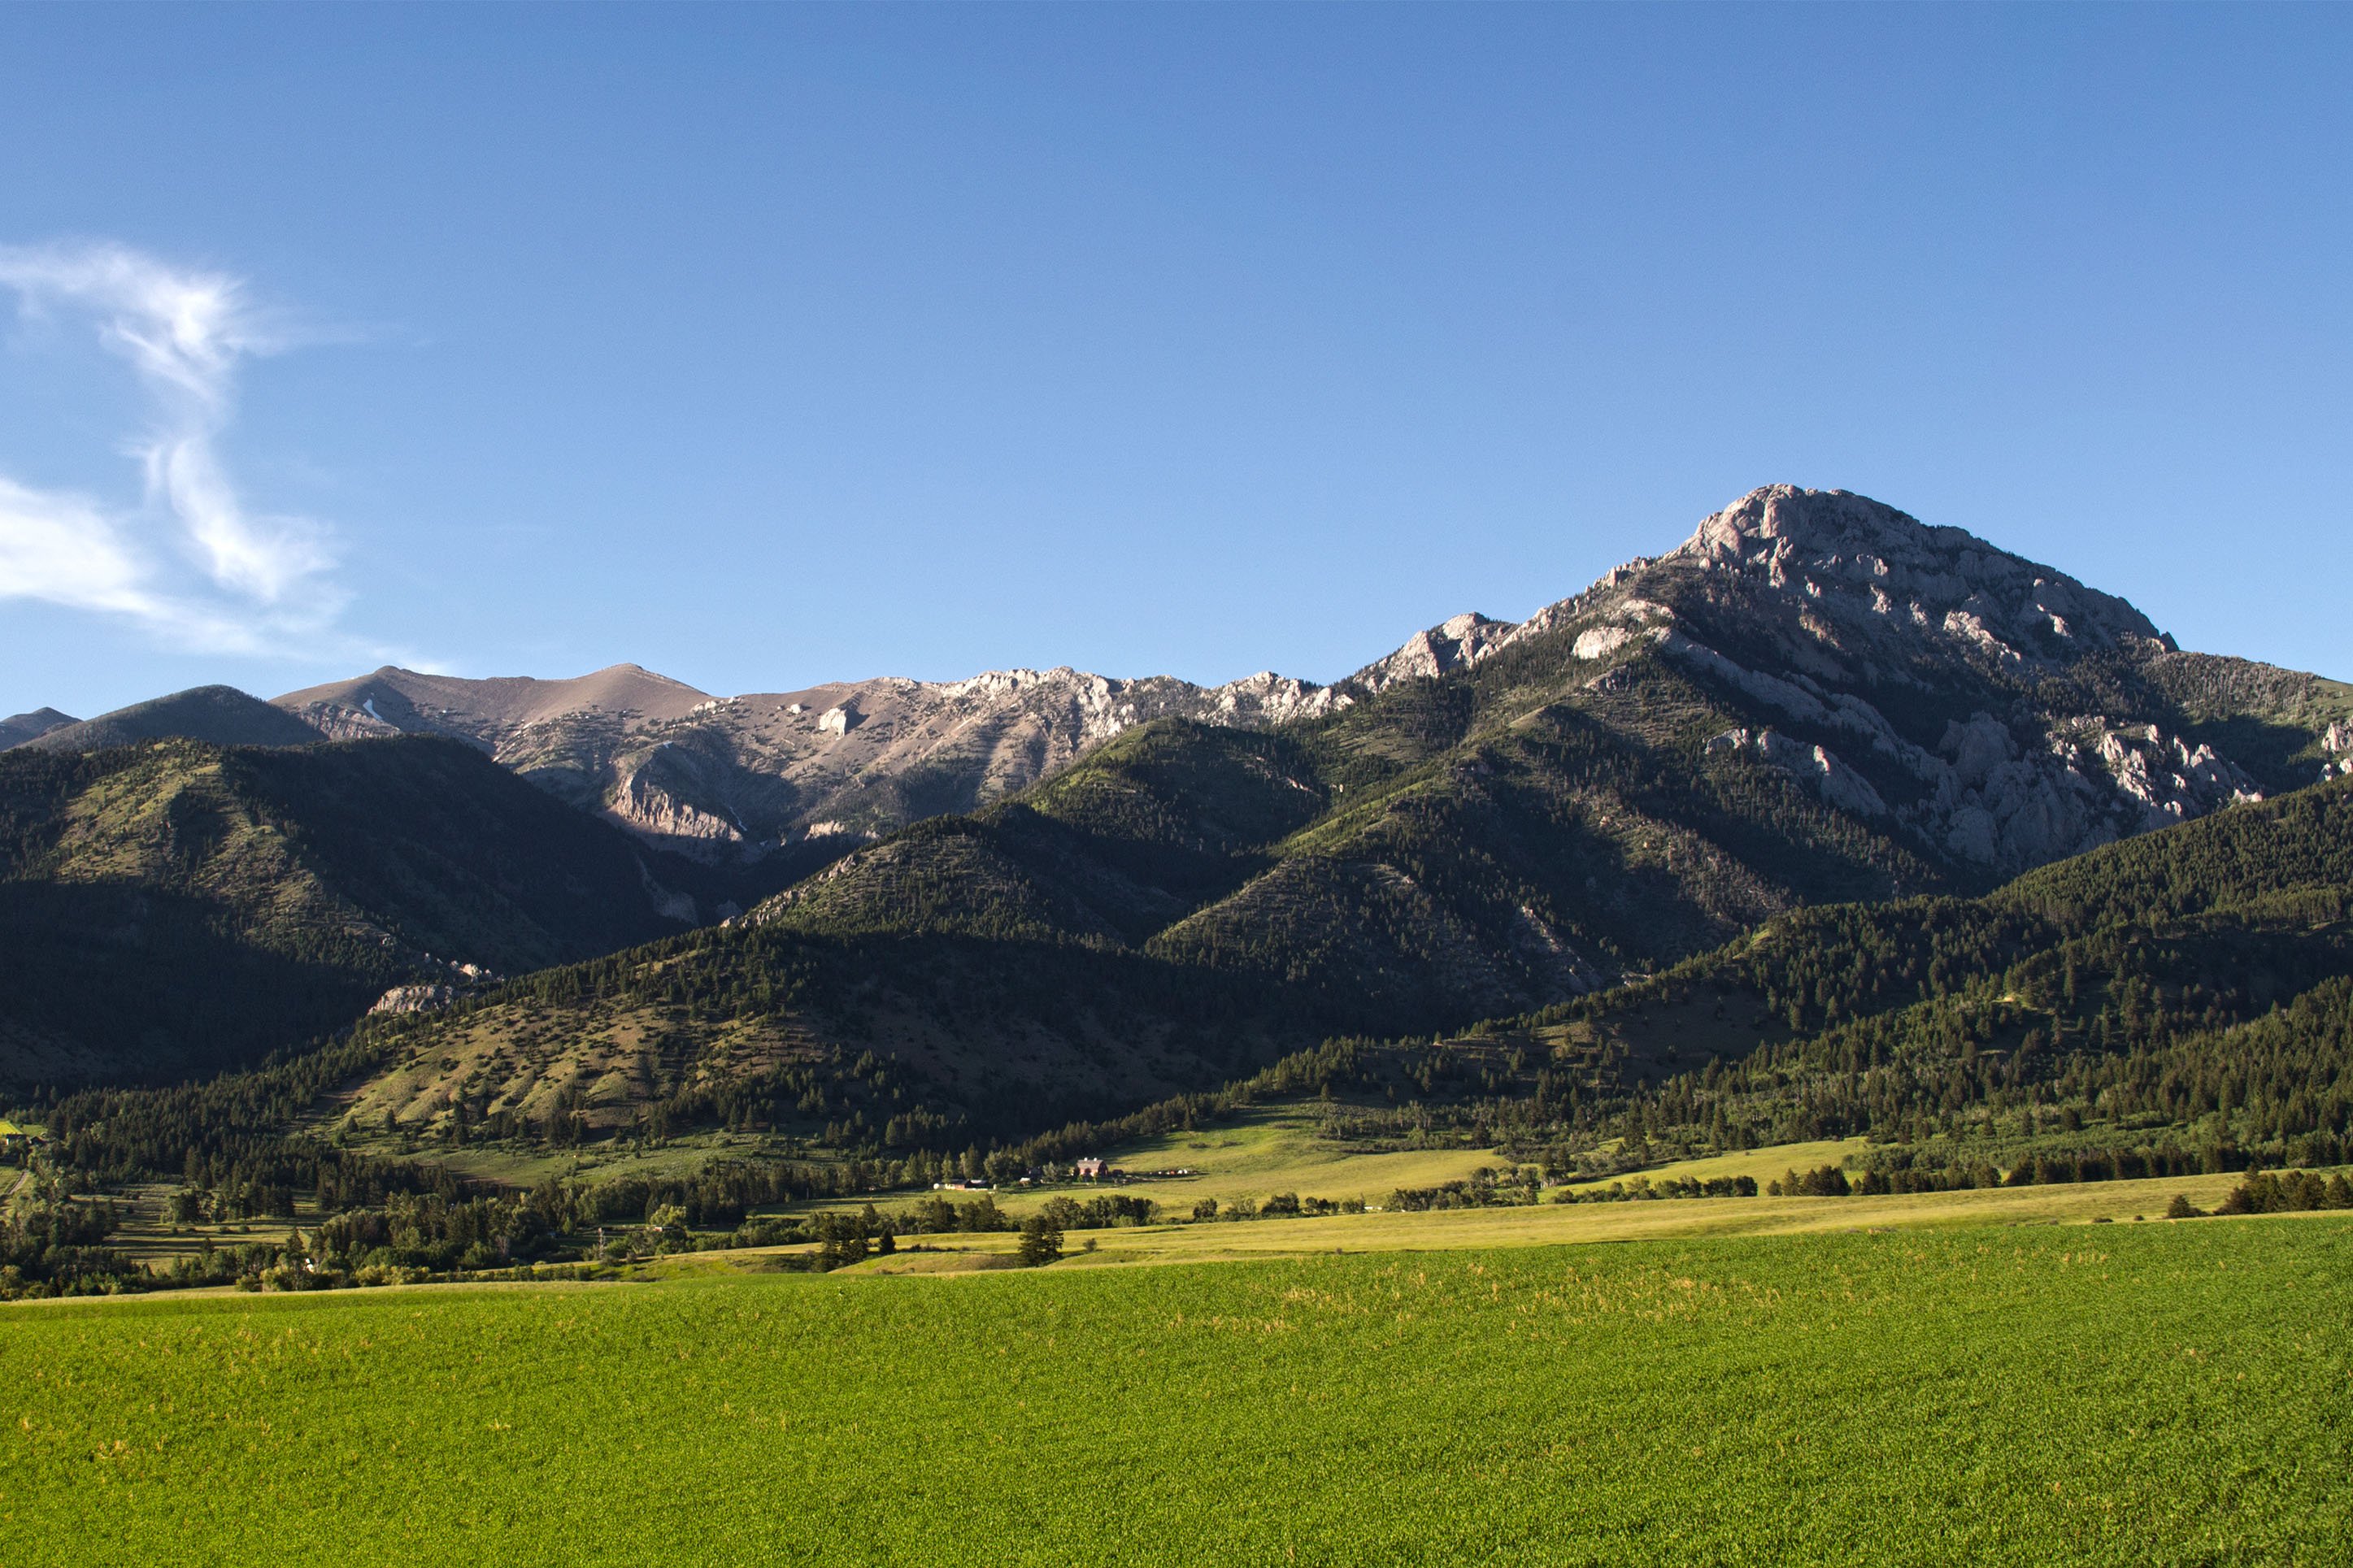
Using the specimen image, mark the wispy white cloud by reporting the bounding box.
[0,240,363,656]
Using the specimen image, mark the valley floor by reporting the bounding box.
[4,1204,2346,1566]
[674,1164,2289,1279]
[679,1118,2283,1279]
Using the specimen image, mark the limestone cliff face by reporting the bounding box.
[1329,485,2338,877]
[2322,722,2353,782]
[1346,485,2171,689]
[268,484,2343,880]
[1350,612,1523,692]
[1672,484,2165,657]
[280,662,1346,862]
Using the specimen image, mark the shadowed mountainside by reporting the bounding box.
[0,708,77,749]
[28,686,326,754]
[0,736,718,1085]
[13,485,2347,1113]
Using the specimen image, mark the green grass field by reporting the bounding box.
[7,1213,2348,1566]
[1009,1104,1519,1218]
[807,1166,2275,1274]
[771,1110,1859,1230]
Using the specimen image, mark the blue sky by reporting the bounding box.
[2,5,2348,719]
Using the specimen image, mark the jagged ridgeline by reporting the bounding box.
[248,494,2351,875]
[340,664,1969,1161]
[726,487,2351,1032]
[0,736,715,1084]
[290,488,2352,1153]
[10,485,2349,1116]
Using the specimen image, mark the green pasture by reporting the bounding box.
[1038,1104,1514,1211]
[7,1214,2350,1565]
[822,1166,2270,1274]
[755,1102,1515,1225]
[1553,1136,1870,1192]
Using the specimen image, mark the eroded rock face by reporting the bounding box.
[613,746,750,847]
[1332,484,2325,878]
[1664,606,2273,871]
[1915,714,2262,871]
[1707,726,1890,817]
[268,484,2336,885]
[1353,612,1522,693]
[2322,723,2353,782]
[368,984,456,1015]
[1677,484,2164,661]
[1338,486,2173,696]
[281,662,1350,861]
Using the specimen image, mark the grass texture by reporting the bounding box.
[5,1215,2348,1566]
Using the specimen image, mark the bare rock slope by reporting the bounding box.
[277,662,1343,862]
[1337,484,2348,874]
[734,484,2350,1029]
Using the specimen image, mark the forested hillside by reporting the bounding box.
[11,765,2347,1304]
[7,489,2350,1304]
[236,490,2353,1162]
[744,657,1960,1036]
[710,490,2344,1041]
[24,684,328,753]
[0,736,716,1084]
[1406,774,2353,1176]
[242,739,2349,1197]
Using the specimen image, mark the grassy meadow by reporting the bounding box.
[820,1166,2274,1274]
[7,1212,2350,1566]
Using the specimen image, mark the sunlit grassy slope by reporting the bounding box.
[7,1217,2348,1566]
[1053,1105,1511,1207]
[819,1169,2271,1274]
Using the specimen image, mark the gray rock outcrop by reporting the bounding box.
[368,984,457,1015]
[278,661,1347,860]
[1320,484,2323,877]
[247,483,2338,884]
[2322,722,2353,781]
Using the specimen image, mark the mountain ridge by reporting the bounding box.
[707,485,2349,1034]
[264,485,2353,866]
[12,482,2351,1152]
[0,736,719,1084]
[17,485,2342,871]
[0,708,77,749]
[272,658,1349,863]
[28,685,327,754]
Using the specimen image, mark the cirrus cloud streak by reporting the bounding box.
[0,240,360,656]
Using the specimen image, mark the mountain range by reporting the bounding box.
[19,486,2351,867]
[6,484,2350,1099]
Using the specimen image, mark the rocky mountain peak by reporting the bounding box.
[48,483,2327,887]
[1671,484,2167,659]
[1329,485,2190,713]
[1352,611,1520,693]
